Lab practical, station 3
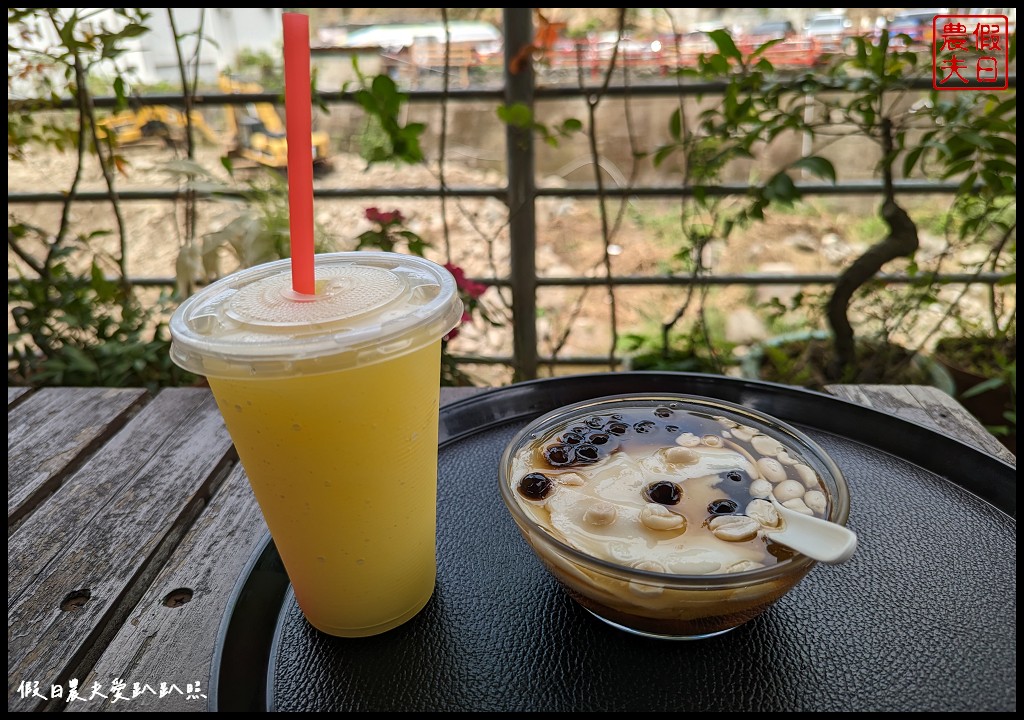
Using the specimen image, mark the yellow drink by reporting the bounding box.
[209,340,441,636]
[170,253,462,637]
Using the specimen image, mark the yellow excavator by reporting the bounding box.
[95,105,221,148]
[217,75,332,174]
[95,75,332,174]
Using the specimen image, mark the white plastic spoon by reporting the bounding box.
[764,498,858,565]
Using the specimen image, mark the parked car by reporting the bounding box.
[804,13,853,53]
[741,19,823,69]
[594,31,657,60]
[885,8,946,46]
[748,19,797,41]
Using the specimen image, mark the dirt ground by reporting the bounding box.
[8,141,1001,387]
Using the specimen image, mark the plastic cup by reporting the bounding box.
[170,251,463,637]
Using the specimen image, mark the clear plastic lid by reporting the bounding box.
[169,252,463,378]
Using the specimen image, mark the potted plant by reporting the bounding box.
[620,324,735,374]
[912,48,1016,452]
[929,225,1015,453]
[933,334,1016,453]
[732,31,1012,393]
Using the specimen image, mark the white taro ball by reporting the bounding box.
[776,450,800,465]
[558,472,585,486]
[782,497,815,516]
[773,479,806,503]
[794,463,819,489]
[731,426,756,442]
[746,498,781,527]
[804,490,827,515]
[751,434,784,456]
[726,559,765,573]
[749,478,774,498]
[640,503,686,531]
[757,457,788,483]
[583,501,617,526]
[675,432,701,447]
[709,515,760,542]
[664,446,700,465]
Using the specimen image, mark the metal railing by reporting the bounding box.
[7,8,1015,380]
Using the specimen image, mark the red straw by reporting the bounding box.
[282,13,316,295]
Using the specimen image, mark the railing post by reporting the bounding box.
[503,8,538,381]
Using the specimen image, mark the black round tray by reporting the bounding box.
[209,373,1016,712]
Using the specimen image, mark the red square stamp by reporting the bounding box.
[932,14,1010,90]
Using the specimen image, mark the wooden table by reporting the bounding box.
[7,383,1014,712]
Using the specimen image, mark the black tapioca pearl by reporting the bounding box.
[634,420,657,433]
[518,473,554,500]
[643,480,682,506]
[585,416,605,429]
[707,498,739,515]
[606,422,629,436]
[723,470,748,483]
[665,425,679,433]
[569,425,587,434]
[544,444,574,467]
[561,432,584,445]
[654,407,673,418]
[586,432,610,446]
[574,444,600,463]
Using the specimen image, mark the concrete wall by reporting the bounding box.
[312,91,915,185]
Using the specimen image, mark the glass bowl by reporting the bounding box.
[498,393,850,640]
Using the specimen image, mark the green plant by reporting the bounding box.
[649,27,1015,388]
[230,47,284,90]
[165,160,337,296]
[9,234,194,391]
[620,325,735,373]
[645,30,835,373]
[813,31,1015,379]
[497,102,583,147]
[900,38,1015,441]
[351,60,426,165]
[962,358,1016,436]
[6,8,201,390]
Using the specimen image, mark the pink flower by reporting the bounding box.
[463,278,487,299]
[444,263,487,299]
[365,207,404,225]
[445,262,467,284]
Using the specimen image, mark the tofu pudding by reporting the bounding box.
[499,394,850,639]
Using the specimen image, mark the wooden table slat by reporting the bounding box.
[8,387,31,406]
[65,465,266,713]
[826,384,1015,465]
[8,388,148,526]
[51,387,478,712]
[7,389,236,712]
